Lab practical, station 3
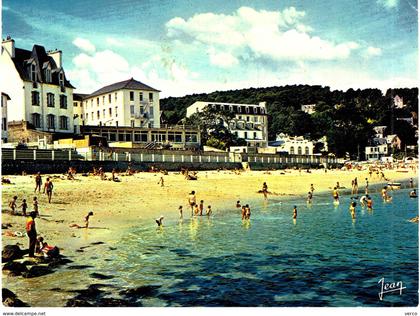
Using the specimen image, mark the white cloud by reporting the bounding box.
[365,46,382,57]
[106,37,124,47]
[377,0,399,9]
[208,48,239,68]
[166,6,361,63]
[72,37,96,54]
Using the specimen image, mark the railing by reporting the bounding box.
[2,148,341,167]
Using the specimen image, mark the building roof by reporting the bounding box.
[87,78,160,98]
[11,45,75,88]
[1,92,11,100]
[73,93,89,101]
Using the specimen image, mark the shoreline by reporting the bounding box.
[2,169,415,249]
[1,168,417,307]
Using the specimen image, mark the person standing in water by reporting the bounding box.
[262,182,268,200]
[332,187,339,202]
[293,206,297,219]
[179,206,183,219]
[349,201,356,219]
[307,191,313,204]
[188,191,196,217]
[206,205,212,216]
[366,196,373,211]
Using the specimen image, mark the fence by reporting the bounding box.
[1,148,340,167]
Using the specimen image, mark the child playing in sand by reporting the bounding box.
[206,205,212,216]
[9,196,17,214]
[157,176,164,187]
[33,197,39,216]
[19,199,28,216]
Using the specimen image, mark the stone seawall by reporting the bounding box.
[1,160,243,175]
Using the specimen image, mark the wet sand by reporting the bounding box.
[2,168,415,253]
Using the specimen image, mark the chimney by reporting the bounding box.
[2,36,15,58]
[48,49,62,68]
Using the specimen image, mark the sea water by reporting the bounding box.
[5,188,418,307]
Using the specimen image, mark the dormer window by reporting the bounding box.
[31,63,37,81]
[58,72,64,87]
[44,68,51,83]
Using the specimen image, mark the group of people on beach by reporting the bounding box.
[236,201,251,220]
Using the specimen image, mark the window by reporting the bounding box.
[244,132,248,139]
[140,106,144,114]
[298,146,302,155]
[59,116,68,130]
[97,98,99,106]
[115,93,117,101]
[115,107,118,117]
[44,68,51,82]
[59,95,67,109]
[109,133,117,141]
[103,109,106,117]
[290,147,295,155]
[47,93,55,107]
[31,91,40,106]
[149,106,154,117]
[97,111,100,119]
[139,92,143,101]
[31,63,37,81]
[91,112,94,119]
[130,105,135,115]
[91,99,93,107]
[102,96,105,104]
[108,94,111,103]
[149,93,153,102]
[31,113,41,128]
[131,120,135,128]
[2,117,7,131]
[130,91,134,101]
[73,102,77,107]
[86,113,88,120]
[185,132,198,143]
[246,116,250,122]
[80,114,83,119]
[109,108,112,116]
[58,72,64,87]
[254,117,258,122]
[47,114,55,130]
[253,132,257,139]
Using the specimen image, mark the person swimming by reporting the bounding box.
[156,216,164,227]
[366,196,373,210]
[236,200,241,208]
[409,189,417,198]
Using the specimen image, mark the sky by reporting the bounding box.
[1,0,418,97]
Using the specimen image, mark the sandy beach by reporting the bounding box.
[2,168,416,252]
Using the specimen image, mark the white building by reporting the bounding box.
[301,104,316,114]
[394,95,405,109]
[186,101,268,147]
[365,134,401,160]
[0,37,76,134]
[1,92,10,142]
[269,133,314,155]
[81,78,160,128]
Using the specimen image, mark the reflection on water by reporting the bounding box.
[4,189,418,307]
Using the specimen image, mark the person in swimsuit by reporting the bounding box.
[293,206,297,219]
[19,199,28,216]
[34,172,42,193]
[43,178,54,203]
[188,191,196,217]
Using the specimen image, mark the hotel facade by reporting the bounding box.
[80,78,161,129]
[0,37,75,135]
[186,101,268,147]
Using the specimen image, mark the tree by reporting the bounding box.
[185,107,245,150]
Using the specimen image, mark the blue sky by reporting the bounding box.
[2,0,418,97]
